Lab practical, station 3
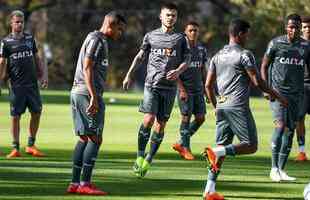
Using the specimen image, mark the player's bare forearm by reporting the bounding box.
[35,54,44,79]
[83,57,97,98]
[260,56,270,82]
[0,57,7,80]
[125,50,145,78]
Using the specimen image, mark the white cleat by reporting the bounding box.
[270,168,281,182]
[279,170,296,181]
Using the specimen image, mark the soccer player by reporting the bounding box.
[261,14,310,182]
[295,15,310,162]
[66,11,126,195]
[0,10,48,158]
[204,18,287,200]
[172,21,207,160]
[123,3,190,177]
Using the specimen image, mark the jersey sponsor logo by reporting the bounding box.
[276,56,304,66]
[10,50,33,60]
[189,61,201,68]
[151,48,176,57]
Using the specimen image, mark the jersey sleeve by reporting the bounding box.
[180,36,191,64]
[85,37,103,61]
[208,55,216,73]
[240,50,257,71]
[264,39,276,59]
[32,38,38,54]
[140,33,151,53]
[203,47,208,65]
[0,40,8,58]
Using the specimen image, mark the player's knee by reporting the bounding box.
[274,120,285,130]
[154,120,166,133]
[181,115,190,123]
[79,135,88,142]
[195,115,205,125]
[12,115,21,121]
[143,114,155,127]
[88,135,102,145]
[249,143,258,154]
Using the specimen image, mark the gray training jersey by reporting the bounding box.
[179,41,207,94]
[72,31,109,96]
[141,28,190,90]
[209,43,257,109]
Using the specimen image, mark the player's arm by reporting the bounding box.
[83,57,98,116]
[205,69,216,109]
[246,68,287,107]
[177,78,188,101]
[123,49,147,90]
[34,53,48,88]
[0,57,7,81]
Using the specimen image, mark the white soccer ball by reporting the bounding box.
[304,183,310,200]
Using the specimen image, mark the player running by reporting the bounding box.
[172,21,208,160]
[123,3,190,178]
[204,18,287,200]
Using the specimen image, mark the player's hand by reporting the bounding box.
[276,95,288,107]
[179,89,188,101]
[263,92,275,101]
[166,69,180,81]
[122,75,133,90]
[40,79,48,89]
[87,96,99,116]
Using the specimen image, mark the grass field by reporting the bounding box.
[0,90,309,200]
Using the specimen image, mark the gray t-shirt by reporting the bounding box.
[265,35,310,96]
[179,42,207,94]
[0,33,38,88]
[72,31,109,96]
[209,43,257,109]
[141,28,190,90]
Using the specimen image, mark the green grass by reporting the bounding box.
[0,90,309,200]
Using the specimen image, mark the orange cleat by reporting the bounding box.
[6,149,21,158]
[66,183,79,194]
[295,152,308,162]
[172,143,184,155]
[76,183,108,196]
[25,146,45,157]
[205,192,225,200]
[203,147,220,172]
[182,148,195,160]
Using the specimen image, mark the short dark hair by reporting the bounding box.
[302,16,310,23]
[161,2,178,11]
[10,10,24,20]
[184,21,199,29]
[229,18,250,37]
[106,11,127,25]
[285,13,301,25]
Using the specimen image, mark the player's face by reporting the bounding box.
[185,25,199,42]
[11,16,24,33]
[302,22,310,40]
[110,22,126,40]
[286,19,301,40]
[160,8,177,28]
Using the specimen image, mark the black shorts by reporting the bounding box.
[177,92,206,116]
[9,86,42,116]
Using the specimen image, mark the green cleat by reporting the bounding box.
[140,159,151,178]
[133,156,144,176]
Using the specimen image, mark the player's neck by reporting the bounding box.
[161,25,173,33]
[229,38,243,47]
[11,31,23,39]
[188,40,197,48]
[302,35,310,41]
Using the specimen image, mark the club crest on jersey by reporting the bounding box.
[151,48,176,57]
[25,41,33,49]
[101,59,108,66]
[276,57,304,66]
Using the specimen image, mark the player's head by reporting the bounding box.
[10,10,24,33]
[184,21,200,42]
[285,13,301,40]
[228,18,251,46]
[160,3,178,29]
[102,11,126,40]
[301,16,310,40]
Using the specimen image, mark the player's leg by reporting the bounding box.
[7,87,26,158]
[203,109,231,200]
[25,86,44,157]
[296,118,307,161]
[189,93,206,139]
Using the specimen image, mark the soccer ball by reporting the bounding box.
[304,183,310,200]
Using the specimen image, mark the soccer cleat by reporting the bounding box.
[203,147,220,172]
[25,146,45,157]
[76,183,108,195]
[204,192,225,200]
[172,143,184,155]
[182,148,195,160]
[6,149,21,158]
[140,159,151,178]
[269,168,281,182]
[295,152,308,162]
[133,156,144,176]
[279,170,296,181]
[66,183,79,194]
